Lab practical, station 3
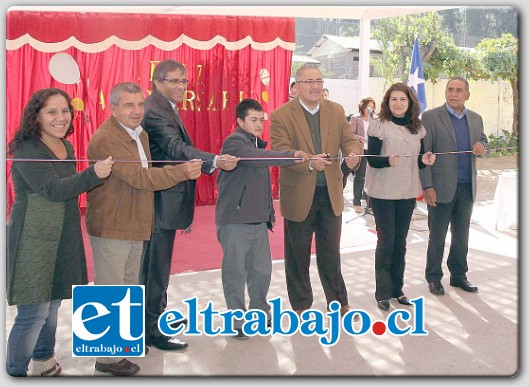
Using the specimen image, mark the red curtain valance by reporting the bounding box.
[7,11,295,52]
[6,12,295,216]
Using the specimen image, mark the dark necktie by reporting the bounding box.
[174,108,191,145]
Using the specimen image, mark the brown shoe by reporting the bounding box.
[340,305,360,321]
[95,359,139,376]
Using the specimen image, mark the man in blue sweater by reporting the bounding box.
[420,77,489,296]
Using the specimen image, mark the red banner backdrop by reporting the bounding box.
[6,11,295,215]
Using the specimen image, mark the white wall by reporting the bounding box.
[320,78,514,137]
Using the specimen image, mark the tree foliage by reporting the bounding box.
[293,9,519,135]
[474,34,518,81]
[474,34,519,136]
[371,14,518,136]
[371,13,465,84]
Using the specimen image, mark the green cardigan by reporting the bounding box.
[7,139,103,305]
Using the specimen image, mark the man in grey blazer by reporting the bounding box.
[420,77,489,296]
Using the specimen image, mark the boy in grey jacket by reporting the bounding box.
[215,99,306,339]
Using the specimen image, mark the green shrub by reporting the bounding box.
[488,130,518,156]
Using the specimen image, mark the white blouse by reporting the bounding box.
[365,119,426,200]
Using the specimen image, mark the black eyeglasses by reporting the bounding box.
[297,79,324,85]
[163,78,190,85]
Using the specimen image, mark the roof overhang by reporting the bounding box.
[8,5,460,20]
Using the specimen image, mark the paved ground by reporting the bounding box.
[475,154,518,202]
[3,156,519,380]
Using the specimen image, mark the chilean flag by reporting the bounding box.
[407,37,427,114]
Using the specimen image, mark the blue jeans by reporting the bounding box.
[6,300,61,376]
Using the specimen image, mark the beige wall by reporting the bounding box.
[322,77,514,137]
[426,79,514,137]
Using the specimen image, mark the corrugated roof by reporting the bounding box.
[307,34,382,56]
[292,54,320,63]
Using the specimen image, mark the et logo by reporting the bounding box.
[72,285,145,357]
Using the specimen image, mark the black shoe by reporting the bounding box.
[95,359,140,376]
[148,336,189,351]
[450,279,478,293]
[428,281,445,296]
[168,318,188,329]
[267,320,272,328]
[395,295,412,305]
[231,328,249,340]
[377,300,390,311]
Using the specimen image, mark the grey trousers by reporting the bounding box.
[90,236,143,286]
[216,223,272,329]
[89,236,143,364]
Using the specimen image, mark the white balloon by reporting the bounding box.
[260,68,270,87]
[49,53,80,84]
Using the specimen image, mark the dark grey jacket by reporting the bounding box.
[215,128,296,227]
[142,89,216,230]
[419,104,489,202]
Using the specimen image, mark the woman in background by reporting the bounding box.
[342,97,376,213]
[6,88,113,376]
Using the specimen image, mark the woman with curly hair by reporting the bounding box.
[6,88,113,376]
[365,83,436,311]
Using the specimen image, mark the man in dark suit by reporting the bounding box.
[141,60,238,350]
[420,77,489,296]
[270,64,362,316]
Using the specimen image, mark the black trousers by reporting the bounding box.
[140,228,177,340]
[341,158,367,206]
[352,157,368,205]
[370,197,416,301]
[425,183,474,283]
[283,186,348,310]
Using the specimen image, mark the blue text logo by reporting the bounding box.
[158,296,428,345]
[72,285,145,357]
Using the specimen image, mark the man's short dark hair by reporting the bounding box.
[152,60,187,89]
[446,76,470,92]
[236,98,263,121]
